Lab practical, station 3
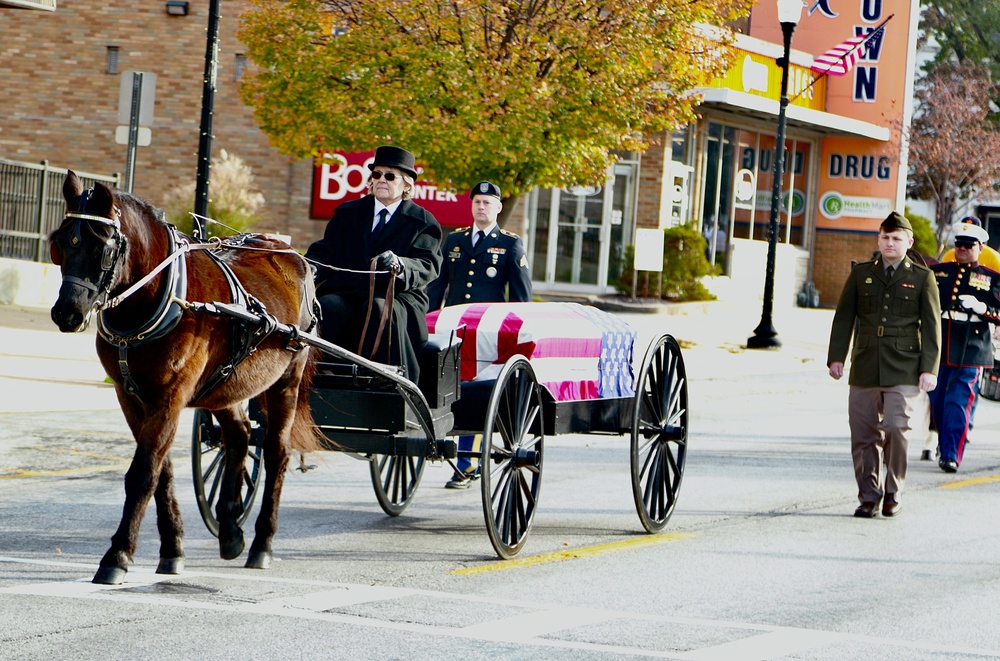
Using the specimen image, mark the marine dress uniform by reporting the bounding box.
[929,223,1000,472]
[428,225,531,309]
[827,213,941,515]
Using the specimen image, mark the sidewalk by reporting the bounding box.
[0,304,115,413]
[0,299,834,394]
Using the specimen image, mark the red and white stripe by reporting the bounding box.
[427,302,605,401]
[810,33,868,76]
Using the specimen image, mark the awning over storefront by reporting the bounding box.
[696,88,891,141]
[1,0,56,8]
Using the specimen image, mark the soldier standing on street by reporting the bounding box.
[827,211,941,518]
[428,181,532,488]
[929,219,1000,473]
[427,181,531,310]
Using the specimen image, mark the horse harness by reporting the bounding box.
[59,197,294,404]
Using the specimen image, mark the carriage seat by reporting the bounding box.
[417,331,462,410]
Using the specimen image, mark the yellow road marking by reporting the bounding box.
[939,474,1000,489]
[449,532,700,575]
[1,447,132,479]
[31,446,132,462]
[0,463,129,479]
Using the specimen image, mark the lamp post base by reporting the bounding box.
[747,324,782,350]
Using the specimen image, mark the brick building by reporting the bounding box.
[1,0,921,306]
[1,0,319,246]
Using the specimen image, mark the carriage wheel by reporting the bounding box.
[370,453,425,517]
[481,356,544,559]
[630,334,688,533]
[191,401,264,537]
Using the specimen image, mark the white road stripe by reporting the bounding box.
[3,556,1000,659]
[678,630,844,661]
[459,607,614,641]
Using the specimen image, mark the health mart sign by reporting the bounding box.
[311,151,470,228]
[819,191,893,220]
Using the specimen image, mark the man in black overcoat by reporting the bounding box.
[304,146,442,381]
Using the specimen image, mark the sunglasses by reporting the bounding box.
[370,170,399,182]
[955,240,978,249]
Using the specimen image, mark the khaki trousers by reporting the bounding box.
[848,384,920,504]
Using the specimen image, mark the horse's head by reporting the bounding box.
[50,171,129,333]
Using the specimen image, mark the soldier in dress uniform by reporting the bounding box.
[428,181,532,488]
[827,211,941,518]
[427,181,532,310]
[929,219,1000,473]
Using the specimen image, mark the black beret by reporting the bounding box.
[470,181,501,200]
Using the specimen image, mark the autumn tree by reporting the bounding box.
[920,1,1000,88]
[237,0,751,214]
[906,61,1000,236]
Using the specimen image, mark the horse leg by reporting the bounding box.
[153,454,185,575]
[213,404,252,561]
[246,385,298,570]
[94,407,182,585]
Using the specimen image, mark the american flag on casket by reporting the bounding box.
[426,302,636,401]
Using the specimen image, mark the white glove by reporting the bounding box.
[959,294,988,315]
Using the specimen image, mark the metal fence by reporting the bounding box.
[0,159,120,263]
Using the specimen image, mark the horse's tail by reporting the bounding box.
[289,350,324,454]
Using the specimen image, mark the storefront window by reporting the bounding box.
[707,125,811,249]
[702,122,736,268]
[531,189,552,282]
[732,129,760,241]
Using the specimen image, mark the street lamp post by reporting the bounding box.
[747,0,803,350]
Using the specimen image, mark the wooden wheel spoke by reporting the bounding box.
[642,386,662,424]
[516,468,537,510]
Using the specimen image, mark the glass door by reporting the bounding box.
[554,185,605,286]
[524,162,637,292]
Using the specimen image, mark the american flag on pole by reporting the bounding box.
[810,24,885,76]
[426,302,636,401]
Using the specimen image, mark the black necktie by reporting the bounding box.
[474,230,485,248]
[372,208,388,242]
[886,265,894,280]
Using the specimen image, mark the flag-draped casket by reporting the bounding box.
[426,302,636,401]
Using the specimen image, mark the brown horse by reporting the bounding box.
[50,171,319,585]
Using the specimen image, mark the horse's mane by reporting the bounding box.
[110,187,167,226]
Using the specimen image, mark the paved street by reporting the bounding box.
[2,301,1000,659]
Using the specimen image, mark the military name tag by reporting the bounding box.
[486,267,498,278]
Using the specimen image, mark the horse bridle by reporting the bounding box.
[51,190,129,312]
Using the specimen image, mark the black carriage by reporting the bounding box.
[192,302,688,559]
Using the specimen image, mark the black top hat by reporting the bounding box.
[470,181,501,200]
[369,145,418,180]
[880,211,912,233]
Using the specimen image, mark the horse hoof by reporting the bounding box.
[219,536,245,561]
[156,557,185,575]
[245,550,272,570]
[92,566,127,585]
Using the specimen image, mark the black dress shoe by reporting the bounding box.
[882,493,901,517]
[940,459,958,473]
[920,450,932,461]
[854,502,878,518]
